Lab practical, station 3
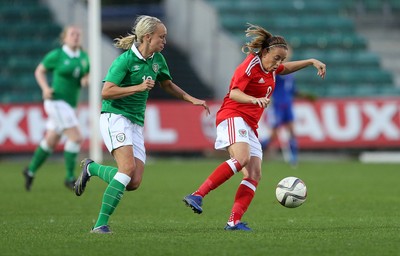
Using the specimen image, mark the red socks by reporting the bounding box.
[228,178,258,226]
[193,158,242,197]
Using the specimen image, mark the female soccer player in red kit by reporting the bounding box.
[183,23,326,231]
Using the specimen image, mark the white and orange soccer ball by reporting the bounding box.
[275,176,307,208]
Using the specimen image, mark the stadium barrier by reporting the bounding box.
[0,98,399,153]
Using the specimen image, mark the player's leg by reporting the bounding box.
[262,106,282,158]
[63,126,82,189]
[75,113,133,196]
[74,160,122,197]
[91,145,134,233]
[91,123,146,231]
[286,121,298,166]
[76,159,118,189]
[263,127,278,152]
[183,148,246,214]
[193,152,246,198]
[88,113,145,233]
[225,131,262,231]
[23,130,60,191]
[48,100,83,187]
[183,117,249,214]
[78,118,146,189]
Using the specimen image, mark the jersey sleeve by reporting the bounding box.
[275,64,285,74]
[41,49,60,71]
[103,55,129,85]
[231,65,251,91]
[156,53,172,82]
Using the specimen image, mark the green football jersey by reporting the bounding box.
[42,48,90,107]
[102,45,172,126]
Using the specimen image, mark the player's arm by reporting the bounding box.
[280,59,326,79]
[34,63,53,100]
[101,80,154,100]
[230,88,270,108]
[159,80,210,114]
[80,74,90,87]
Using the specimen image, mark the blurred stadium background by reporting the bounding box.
[1,0,399,162]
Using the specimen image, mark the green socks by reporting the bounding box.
[94,173,131,228]
[28,146,51,175]
[88,162,118,184]
[64,151,77,181]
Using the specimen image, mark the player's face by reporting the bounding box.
[64,27,82,50]
[148,23,167,53]
[261,47,287,72]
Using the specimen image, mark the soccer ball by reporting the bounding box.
[275,176,307,208]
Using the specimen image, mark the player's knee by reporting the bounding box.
[236,156,250,169]
[118,162,136,178]
[40,139,54,152]
[126,178,142,191]
[64,140,81,153]
[253,172,262,182]
[246,170,261,182]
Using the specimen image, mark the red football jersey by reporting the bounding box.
[216,54,284,135]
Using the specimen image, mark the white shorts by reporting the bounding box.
[100,113,146,163]
[44,100,79,134]
[215,117,263,159]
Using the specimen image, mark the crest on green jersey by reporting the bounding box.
[152,63,159,73]
[81,60,88,68]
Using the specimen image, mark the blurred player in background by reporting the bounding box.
[183,23,325,231]
[23,26,90,191]
[261,47,316,167]
[74,15,209,234]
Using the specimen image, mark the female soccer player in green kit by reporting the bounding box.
[74,15,210,234]
[23,26,90,191]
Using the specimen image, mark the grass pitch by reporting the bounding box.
[1,157,399,256]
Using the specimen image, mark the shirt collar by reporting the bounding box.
[131,43,154,60]
[62,45,81,58]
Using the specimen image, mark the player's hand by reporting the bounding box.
[42,87,53,99]
[192,99,210,115]
[139,78,155,91]
[313,60,326,79]
[80,75,89,87]
[251,97,270,108]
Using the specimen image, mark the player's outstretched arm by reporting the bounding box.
[281,59,326,79]
[160,80,210,114]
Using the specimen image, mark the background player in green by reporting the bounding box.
[23,26,90,191]
[74,15,210,234]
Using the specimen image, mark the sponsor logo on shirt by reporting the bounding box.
[258,78,265,83]
[133,65,140,71]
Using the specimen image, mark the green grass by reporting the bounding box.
[1,157,399,256]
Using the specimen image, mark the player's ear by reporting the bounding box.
[144,33,152,43]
